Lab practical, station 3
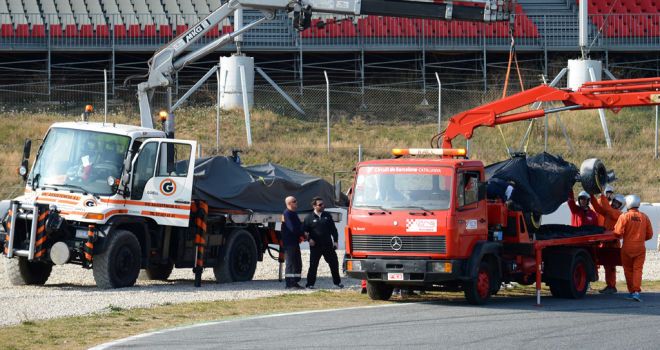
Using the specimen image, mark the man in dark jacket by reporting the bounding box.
[303,197,343,289]
[282,196,304,289]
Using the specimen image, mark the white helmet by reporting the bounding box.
[625,194,641,209]
[604,185,614,194]
[612,194,625,208]
[578,191,590,199]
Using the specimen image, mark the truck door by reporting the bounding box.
[130,139,197,227]
[454,170,487,256]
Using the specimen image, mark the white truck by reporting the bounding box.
[0,0,512,288]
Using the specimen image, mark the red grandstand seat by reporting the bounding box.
[65,24,78,37]
[176,24,188,35]
[15,24,29,37]
[79,24,93,37]
[114,24,127,38]
[128,24,141,37]
[159,25,173,37]
[1,24,13,37]
[143,24,157,37]
[326,19,340,37]
[357,18,372,37]
[205,25,219,37]
[341,20,357,37]
[96,24,109,37]
[301,26,313,38]
[400,18,417,37]
[32,24,46,37]
[222,25,232,34]
[49,24,63,37]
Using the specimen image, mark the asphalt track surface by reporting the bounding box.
[96,292,660,350]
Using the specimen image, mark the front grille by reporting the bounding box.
[351,235,446,254]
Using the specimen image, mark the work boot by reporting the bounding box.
[632,292,642,302]
[598,286,617,294]
[625,293,635,300]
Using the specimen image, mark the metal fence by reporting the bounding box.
[0,13,659,51]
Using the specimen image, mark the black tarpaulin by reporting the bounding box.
[485,152,578,215]
[191,156,337,212]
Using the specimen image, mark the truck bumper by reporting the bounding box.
[345,258,466,285]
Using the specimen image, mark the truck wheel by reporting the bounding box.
[464,261,492,305]
[548,254,590,299]
[366,281,394,301]
[145,262,174,280]
[580,158,607,195]
[93,230,142,289]
[4,256,52,285]
[214,229,257,283]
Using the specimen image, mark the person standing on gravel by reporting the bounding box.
[282,196,305,289]
[614,195,654,302]
[303,197,343,289]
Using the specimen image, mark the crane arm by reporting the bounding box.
[138,0,513,128]
[439,77,660,149]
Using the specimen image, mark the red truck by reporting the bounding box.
[344,77,660,305]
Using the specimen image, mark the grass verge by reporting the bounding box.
[3,280,660,350]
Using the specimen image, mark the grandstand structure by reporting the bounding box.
[0,0,659,111]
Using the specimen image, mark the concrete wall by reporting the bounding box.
[543,203,660,250]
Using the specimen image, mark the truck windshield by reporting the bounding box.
[352,166,453,210]
[29,128,130,196]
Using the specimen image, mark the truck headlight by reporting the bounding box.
[428,261,452,273]
[347,260,362,271]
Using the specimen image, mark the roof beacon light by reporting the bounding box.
[158,110,169,122]
[85,105,94,113]
[391,148,467,157]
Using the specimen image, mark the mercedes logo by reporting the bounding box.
[390,236,402,251]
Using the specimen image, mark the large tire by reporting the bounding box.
[93,230,142,289]
[214,229,258,283]
[580,158,608,195]
[523,211,542,234]
[367,281,394,301]
[548,254,590,299]
[464,261,493,305]
[145,262,174,281]
[4,256,52,285]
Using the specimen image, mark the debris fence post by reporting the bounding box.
[325,70,330,153]
[103,69,107,124]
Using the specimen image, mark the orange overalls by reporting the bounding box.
[590,194,621,288]
[613,209,654,293]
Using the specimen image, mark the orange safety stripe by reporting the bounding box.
[100,198,191,210]
[84,253,92,260]
[35,249,47,258]
[140,211,189,219]
[85,242,93,249]
[195,218,207,232]
[37,226,45,234]
[38,211,48,221]
[39,192,81,200]
[59,210,86,216]
[36,236,47,246]
[104,209,129,219]
[36,197,79,206]
[194,235,206,245]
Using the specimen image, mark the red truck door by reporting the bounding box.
[454,169,488,257]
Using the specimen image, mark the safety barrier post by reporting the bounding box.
[34,206,49,259]
[83,224,95,268]
[193,201,208,287]
[3,209,11,255]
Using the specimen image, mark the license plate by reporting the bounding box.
[387,273,404,281]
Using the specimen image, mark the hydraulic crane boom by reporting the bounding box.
[437,77,660,149]
[138,0,514,129]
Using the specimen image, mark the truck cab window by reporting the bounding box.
[458,172,479,207]
[131,142,158,200]
[157,143,191,177]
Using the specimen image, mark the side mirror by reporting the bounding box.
[478,181,488,201]
[18,139,32,181]
[334,180,342,203]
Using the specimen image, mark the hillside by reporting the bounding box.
[0,106,658,202]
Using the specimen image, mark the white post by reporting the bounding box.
[655,105,659,159]
[435,72,442,133]
[239,65,252,147]
[324,70,330,153]
[358,144,362,162]
[104,69,108,124]
[216,65,221,151]
[588,66,612,148]
[578,0,588,57]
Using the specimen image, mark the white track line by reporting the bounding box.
[90,302,410,350]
